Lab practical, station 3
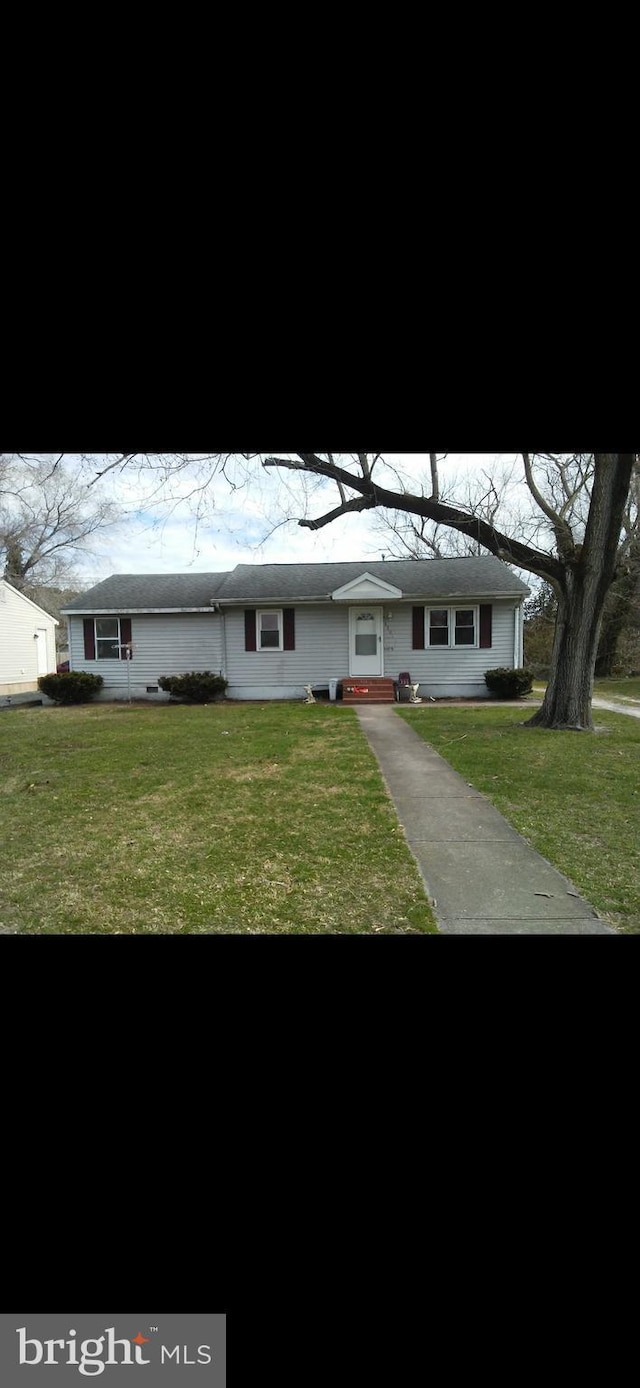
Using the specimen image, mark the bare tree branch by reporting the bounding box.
[523,452,576,558]
[263,454,563,581]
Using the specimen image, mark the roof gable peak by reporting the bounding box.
[331,570,403,601]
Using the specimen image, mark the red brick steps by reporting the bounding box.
[341,677,396,705]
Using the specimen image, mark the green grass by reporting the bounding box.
[532,677,640,703]
[0,702,437,935]
[398,704,640,934]
[593,677,640,701]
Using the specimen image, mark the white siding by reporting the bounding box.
[69,612,223,700]
[381,599,518,698]
[0,580,58,693]
[225,599,521,699]
[66,599,522,701]
[225,605,348,698]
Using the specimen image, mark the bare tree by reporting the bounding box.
[257,452,636,730]
[0,453,122,591]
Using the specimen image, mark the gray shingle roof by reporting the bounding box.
[215,557,530,601]
[61,573,230,612]
[62,557,529,613]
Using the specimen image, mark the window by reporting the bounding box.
[429,609,449,646]
[257,609,283,651]
[454,609,475,645]
[427,606,477,648]
[95,617,121,659]
[355,611,378,656]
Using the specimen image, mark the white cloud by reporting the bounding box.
[54,452,526,581]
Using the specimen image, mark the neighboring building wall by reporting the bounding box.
[69,613,223,699]
[224,599,520,699]
[0,581,57,695]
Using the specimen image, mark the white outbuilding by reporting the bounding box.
[0,579,58,697]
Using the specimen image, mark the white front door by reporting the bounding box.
[349,606,383,676]
[35,629,49,676]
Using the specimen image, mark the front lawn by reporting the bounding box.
[0,703,437,934]
[399,705,640,933]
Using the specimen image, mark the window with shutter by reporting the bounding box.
[426,606,480,648]
[95,617,120,659]
[257,610,285,651]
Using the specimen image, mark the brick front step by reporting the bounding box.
[341,677,396,705]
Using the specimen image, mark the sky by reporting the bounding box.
[73,452,524,583]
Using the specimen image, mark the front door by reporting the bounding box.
[349,606,383,676]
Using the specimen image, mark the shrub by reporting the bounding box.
[38,672,104,704]
[484,666,534,699]
[158,671,228,703]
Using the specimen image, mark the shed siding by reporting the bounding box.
[69,613,223,698]
[0,582,57,692]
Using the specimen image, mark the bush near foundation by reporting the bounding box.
[484,667,533,699]
[158,671,228,703]
[38,672,104,704]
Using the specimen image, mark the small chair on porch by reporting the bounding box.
[395,671,413,702]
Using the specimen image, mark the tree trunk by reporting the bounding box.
[525,456,635,730]
[594,546,640,677]
[525,577,601,729]
[594,594,627,677]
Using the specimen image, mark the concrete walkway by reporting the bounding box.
[355,705,615,934]
[592,697,640,719]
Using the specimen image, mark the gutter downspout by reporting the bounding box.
[219,608,227,681]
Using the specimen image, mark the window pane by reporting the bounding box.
[260,630,280,648]
[260,613,279,630]
[96,618,118,638]
[430,610,449,645]
[97,639,120,658]
[355,635,378,655]
[454,609,475,645]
